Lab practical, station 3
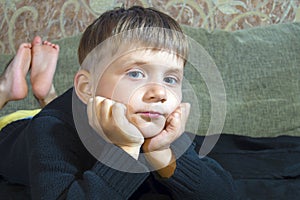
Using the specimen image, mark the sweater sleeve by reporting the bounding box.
[153,135,237,200]
[25,115,149,200]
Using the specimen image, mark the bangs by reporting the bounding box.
[110,27,188,61]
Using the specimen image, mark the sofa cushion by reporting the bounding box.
[183,22,300,137]
[0,23,299,137]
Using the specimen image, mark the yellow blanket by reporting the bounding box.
[0,109,41,130]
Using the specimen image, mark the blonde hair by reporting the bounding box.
[78,6,188,67]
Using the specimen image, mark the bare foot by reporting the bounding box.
[38,84,58,108]
[30,36,59,105]
[0,43,31,109]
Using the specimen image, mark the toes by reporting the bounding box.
[53,44,59,50]
[42,41,60,50]
[32,36,42,46]
[43,40,49,45]
[19,43,32,49]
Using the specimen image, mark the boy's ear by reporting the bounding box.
[74,69,92,104]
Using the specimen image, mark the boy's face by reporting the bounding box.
[94,49,184,138]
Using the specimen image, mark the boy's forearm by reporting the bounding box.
[25,113,151,199]
[154,142,237,200]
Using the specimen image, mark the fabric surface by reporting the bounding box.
[1,23,300,137]
[0,109,41,131]
[183,22,300,137]
[194,134,300,200]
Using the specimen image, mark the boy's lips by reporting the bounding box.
[136,111,164,119]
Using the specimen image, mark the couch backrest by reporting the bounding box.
[183,22,300,137]
[1,22,299,137]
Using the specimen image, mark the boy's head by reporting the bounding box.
[75,6,188,138]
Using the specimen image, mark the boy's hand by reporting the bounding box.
[143,103,190,152]
[87,96,144,159]
[142,103,190,177]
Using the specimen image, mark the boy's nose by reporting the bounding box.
[142,84,167,103]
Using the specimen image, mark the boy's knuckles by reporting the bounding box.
[95,96,105,102]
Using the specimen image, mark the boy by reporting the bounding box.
[0,6,236,199]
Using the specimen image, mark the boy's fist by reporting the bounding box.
[143,102,191,152]
[142,103,190,176]
[87,96,144,159]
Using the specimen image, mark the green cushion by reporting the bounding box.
[183,23,300,137]
[1,23,299,137]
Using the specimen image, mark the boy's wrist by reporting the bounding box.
[144,148,176,178]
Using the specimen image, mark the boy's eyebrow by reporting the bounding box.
[130,61,183,74]
[125,59,183,69]
[167,68,183,74]
[131,61,149,66]
[118,57,147,67]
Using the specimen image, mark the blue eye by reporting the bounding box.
[164,77,178,85]
[126,70,145,79]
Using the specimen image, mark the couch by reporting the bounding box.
[1,22,300,199]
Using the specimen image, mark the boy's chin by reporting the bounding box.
[127,114,166,138]
[138,123,164,139]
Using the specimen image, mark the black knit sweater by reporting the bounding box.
[0,88,236,200]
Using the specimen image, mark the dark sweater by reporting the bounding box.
[0,88,236,200]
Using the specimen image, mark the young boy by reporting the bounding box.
[0,6,236,199]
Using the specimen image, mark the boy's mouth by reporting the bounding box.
[136,111,164,120]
